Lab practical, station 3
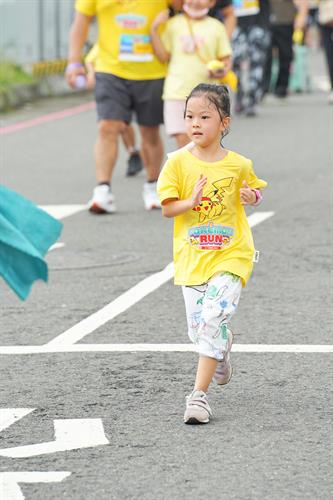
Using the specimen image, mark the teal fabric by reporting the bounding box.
[0,186,63,300]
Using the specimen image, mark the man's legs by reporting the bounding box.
[139,125,163,182]
[88,119,125,213]
[94,119,125,183]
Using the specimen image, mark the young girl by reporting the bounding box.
[151,0,232,148]
[157,83,267,424]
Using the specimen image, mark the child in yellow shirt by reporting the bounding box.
[157,83,267,424]
[151,0,232,148]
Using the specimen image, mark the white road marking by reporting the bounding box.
[47,212,275,346]
[0,472,71,500]
[47,262,175,346]
[0,344,332,354]
[39,205,86,220]
[0,418,109,458]
[0,409,35,432]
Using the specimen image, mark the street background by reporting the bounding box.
[0,49,332,499]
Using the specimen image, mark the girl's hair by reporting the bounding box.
[184,83,231,139]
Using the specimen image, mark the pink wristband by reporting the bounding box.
[251,189,263,206]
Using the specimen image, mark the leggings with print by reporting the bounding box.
[182,272,242,361]
[232,25,271,106]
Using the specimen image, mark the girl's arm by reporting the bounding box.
[162,175,207,218]
[150,10,171,63]
[240,181,262,206]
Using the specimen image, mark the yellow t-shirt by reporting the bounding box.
[161,14,231,100]
[85,43,98,64]
[157,148,267,287]
[75,0,170,79]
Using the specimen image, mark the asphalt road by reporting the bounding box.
[0,49,332,500]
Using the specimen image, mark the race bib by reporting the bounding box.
[119,34,154,62]
[233,0,260,17]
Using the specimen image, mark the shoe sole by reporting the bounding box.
[89,202,116,214]
[184,417,209,425]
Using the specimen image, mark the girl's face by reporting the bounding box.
[185,95,228,148]
[183,0,215,19]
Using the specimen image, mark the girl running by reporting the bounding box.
[157,83,267,424]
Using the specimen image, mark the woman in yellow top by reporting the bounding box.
[157,83,267,424]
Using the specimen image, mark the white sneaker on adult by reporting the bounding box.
[88,185,116,214]
[142,182,161,210]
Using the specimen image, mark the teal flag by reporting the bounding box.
[0,186,63,300]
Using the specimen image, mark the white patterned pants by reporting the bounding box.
[182,272,242,361]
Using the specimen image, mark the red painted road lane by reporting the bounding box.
[0,101,96,136]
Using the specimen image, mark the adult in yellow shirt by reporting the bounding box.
[66,0,182,213]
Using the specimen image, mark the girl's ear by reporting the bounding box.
[221,116,231,134]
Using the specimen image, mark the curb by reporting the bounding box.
[0,75,87,113]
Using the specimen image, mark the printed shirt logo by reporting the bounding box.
[189,176,234,250]
[116,14,146,30]
[192,177,233,223]
[189,222,234,250]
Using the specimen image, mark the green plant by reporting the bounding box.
[0,60,35,90]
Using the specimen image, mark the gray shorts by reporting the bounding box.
[94,73,164,126]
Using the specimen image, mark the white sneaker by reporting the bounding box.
[184,390,212,425]
[88,185,116,214]
[142,182,161,210]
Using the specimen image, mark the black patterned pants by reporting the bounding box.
[232,25,271,107]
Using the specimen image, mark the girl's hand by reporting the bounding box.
[151,9,169,30]
[190,174,207,208]
[240,180,256,205]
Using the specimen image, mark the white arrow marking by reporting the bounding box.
[0,418,109,458]
[0,409,35,433]
[0,472,71,500]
